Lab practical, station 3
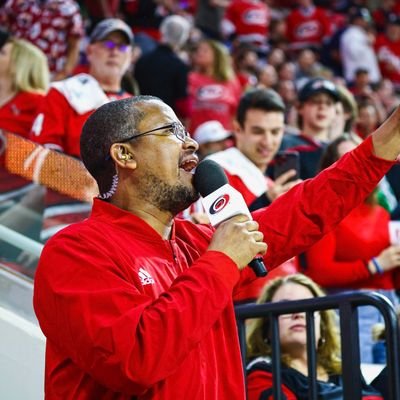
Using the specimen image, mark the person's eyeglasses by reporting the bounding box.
[101,40,130,53]
[119,122,189,143]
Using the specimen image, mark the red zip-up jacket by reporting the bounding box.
[33,136,395,399]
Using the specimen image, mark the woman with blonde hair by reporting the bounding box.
[246,274,383,399]
[188,38,241,134]
[0,30,49,137]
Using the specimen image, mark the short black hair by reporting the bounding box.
[80,95,161,193]
[236,88,285,127]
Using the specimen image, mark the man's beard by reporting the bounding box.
[139,171,199,215]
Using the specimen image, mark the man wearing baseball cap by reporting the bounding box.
[280,77,340,179]
[30,18,133,159]
[29,18,134,241]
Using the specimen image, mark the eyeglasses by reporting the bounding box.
[101,40,130,53]
[119,122,189,143]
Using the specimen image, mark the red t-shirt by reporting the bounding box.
[301,202,395,290]
[225,0,271,46]
[285,6,331,49]
[0,91,45,138]
[188,72,241,133]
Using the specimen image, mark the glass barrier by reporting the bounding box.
[0,131,97,279]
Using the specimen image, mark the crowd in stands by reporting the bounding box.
[1,0,400,396]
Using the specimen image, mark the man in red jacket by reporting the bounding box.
[33,95,400,399]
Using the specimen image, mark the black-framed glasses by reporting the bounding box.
[119,122,189,143]
[101,40,130,53]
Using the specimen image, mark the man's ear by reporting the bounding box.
[110,143,137,169]
[232,119,242,137]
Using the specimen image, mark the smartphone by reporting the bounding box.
[273,151,300,181]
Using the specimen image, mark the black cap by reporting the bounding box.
[298,78,340,103]
[0,29,10,50]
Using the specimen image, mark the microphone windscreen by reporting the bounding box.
[193,159,228,197]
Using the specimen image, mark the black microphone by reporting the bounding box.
[193,159,268,277]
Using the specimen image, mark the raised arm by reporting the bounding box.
[252,108,400,270]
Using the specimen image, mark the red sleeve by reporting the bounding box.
[302,231,372,287]
[252,136,396,270]
[29,88,69,152]
[34,231,240,395]
[247,369,297,400]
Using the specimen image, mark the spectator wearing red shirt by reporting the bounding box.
[0,0,84,80]
[224,0,271,52]
[285,0,332,52]
[375,14,400,91]
[0,31,49,260]
[0,31,49,138]
[188,39,242,133]
[30,18,133,159]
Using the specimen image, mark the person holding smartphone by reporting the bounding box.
[207,88,302,210]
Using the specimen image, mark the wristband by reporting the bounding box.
[371,258,384,275]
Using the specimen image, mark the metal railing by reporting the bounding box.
[235,291,400,400]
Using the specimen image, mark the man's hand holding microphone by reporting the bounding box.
[194,159,268,276]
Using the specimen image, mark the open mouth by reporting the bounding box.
[179,158,198,173]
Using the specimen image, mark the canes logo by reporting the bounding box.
[243,10,268,25]
[198,85,223,100]
[209,194,230,214]
[295,21,319,39]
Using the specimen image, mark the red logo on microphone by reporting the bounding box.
[210,194,230,214]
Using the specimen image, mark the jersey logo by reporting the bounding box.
[138,268,155,285]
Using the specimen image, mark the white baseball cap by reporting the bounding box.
[194,121,231,145]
